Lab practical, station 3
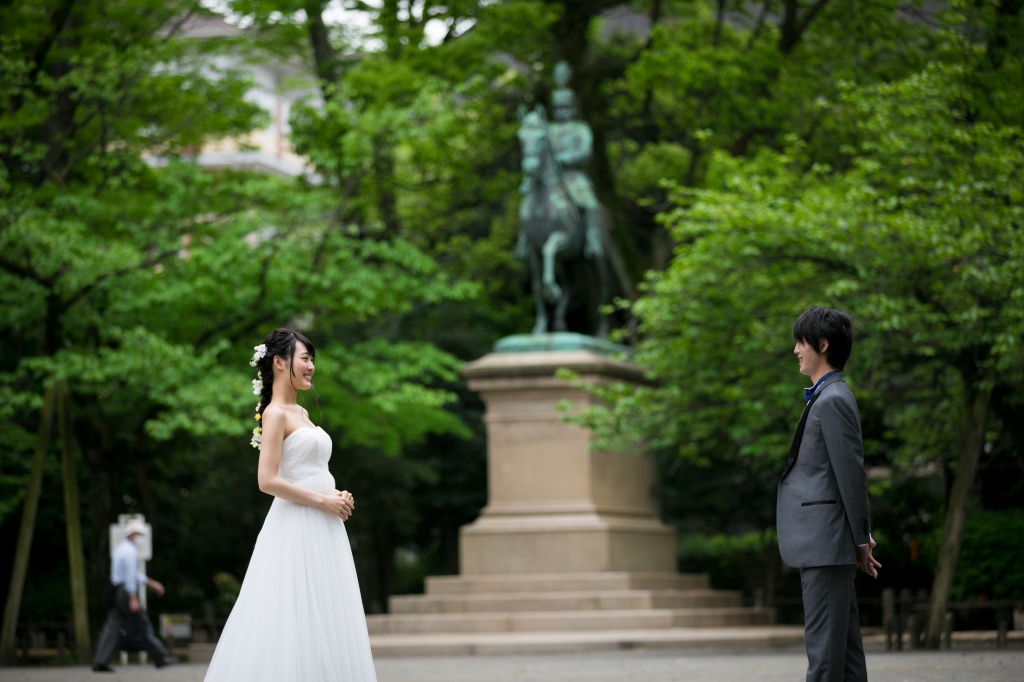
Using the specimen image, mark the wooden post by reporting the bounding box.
[57,383,91,661]
[882,588,895,651]
[913,588,929,648]
[203,600,220,642]
[908,614,920,649]
[0,388,57,664]
[897,588,911,651]
[942,611,953,650]
[997,614,1008,649]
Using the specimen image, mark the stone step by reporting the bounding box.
[367,607,776,634]
[424,571,709,595]
[389,589,742,614]
[368,625,805,657]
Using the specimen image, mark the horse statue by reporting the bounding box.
[514,105,611,338]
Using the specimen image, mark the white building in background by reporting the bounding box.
[159,10,662,180]
[151,16,320,178]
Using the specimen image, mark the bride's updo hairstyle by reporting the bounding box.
[254,328,316,418]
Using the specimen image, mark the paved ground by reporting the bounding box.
[1,649,1022,682]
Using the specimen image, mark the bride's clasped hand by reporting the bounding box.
[322,489,355,520]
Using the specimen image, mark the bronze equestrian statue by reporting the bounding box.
[514,62,612,338]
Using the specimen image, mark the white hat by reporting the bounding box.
[124,519,147,537]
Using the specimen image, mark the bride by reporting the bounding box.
[204,328,377,681]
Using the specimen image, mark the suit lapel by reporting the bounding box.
[780,373,844,482]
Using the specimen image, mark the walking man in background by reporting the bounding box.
[92,519,175,672]
[778,306,881,682]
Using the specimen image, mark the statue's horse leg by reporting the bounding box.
[553,260,571,332]
[541,231,568,303]
[594,253,611,339]
[529,248,549,334]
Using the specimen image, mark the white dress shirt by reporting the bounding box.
[111,538,147,593]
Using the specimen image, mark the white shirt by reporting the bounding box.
[111,538,147,593]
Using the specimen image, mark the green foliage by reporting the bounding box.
[571,18,1024,615]
[578,55,1024,480]
[923,509,1024,601]
[678,530,778,592]
[6,0,1024,630]
[213,572,241,613]
[0,0,484,625]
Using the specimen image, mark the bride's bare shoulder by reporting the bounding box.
[261,403,288,428]
[262,403,285,417]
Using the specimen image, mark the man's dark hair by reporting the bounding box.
[793,306,854,371]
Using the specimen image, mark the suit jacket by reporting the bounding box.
[777,372,871,568]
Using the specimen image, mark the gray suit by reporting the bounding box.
[778,372,871,682]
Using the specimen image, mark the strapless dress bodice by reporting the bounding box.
[276,426,335,494]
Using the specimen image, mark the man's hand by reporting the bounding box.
[856,538,882,578]
[147,579,165,597]
[128,593,140,613]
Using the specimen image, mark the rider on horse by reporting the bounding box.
[548,62,603,261]
[514,62,611,337]
[517,62,604,262]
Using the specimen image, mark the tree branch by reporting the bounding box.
[16,0,78,106]
[305,0,340,90]
[713,0,727,48]
[745,0,771,51]
[0,256,45,286]
[779,0,831,55]
[58,247,180,314]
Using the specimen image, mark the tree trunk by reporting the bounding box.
[0,387,57,663]
[372,140,400,236]
[304,0,339,89]
[57,383,91,661]
[925,371,994,648]
[136,460,161,532]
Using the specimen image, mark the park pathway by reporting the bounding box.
[0,650,1021,682]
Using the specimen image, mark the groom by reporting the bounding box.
[778,306,880,682]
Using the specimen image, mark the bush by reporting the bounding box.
[677,530,778,592]
[212,572,240,613]
[944,509,1024,601]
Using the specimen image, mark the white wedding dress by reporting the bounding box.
[204,427,377,681]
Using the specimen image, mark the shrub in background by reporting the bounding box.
[931,509,1024,602]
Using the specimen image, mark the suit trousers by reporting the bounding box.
[93,585,171,666]
[800,565,867,682]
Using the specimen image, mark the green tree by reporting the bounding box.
[575,25,1023,647]
[216,0,998,611]
[0,0,263,659]
[1,0,472,651]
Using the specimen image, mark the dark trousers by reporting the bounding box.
[92,585,170,667]
[800,565,868,682]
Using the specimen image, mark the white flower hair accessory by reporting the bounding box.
[249,342,268,448]
[249,344,267,367]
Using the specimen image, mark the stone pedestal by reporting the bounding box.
[365,336,785,656]
[459,343,676,575]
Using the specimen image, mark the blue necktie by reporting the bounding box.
[804,387,815,402]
